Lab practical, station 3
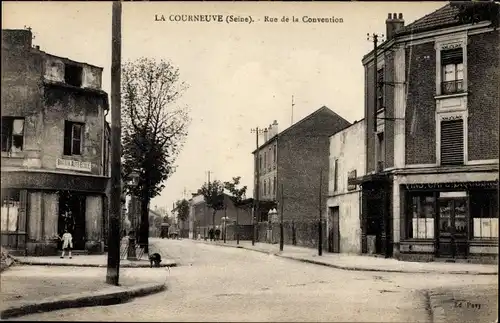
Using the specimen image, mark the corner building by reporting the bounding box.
[354,5,498,263]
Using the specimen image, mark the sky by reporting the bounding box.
[2,1,445,212]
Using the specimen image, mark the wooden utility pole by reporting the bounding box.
[106,0,122,286]
[291,95,295,125]
[250,127,264,246]
[279,183,284,252]
[318,169,323,256]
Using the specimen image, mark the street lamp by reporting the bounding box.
[268,208,278,244]
[126,170,140,261]
[221,215,230,243]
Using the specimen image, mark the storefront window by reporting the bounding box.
[407,193,435,239]
[470,190,498,239]
[1,190,20,232]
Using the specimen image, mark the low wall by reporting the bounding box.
[255,221,328,249]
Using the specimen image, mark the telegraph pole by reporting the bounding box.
[250,127,264,246]
[106,0,122,286]
[367,33,384,133]
[291,95,295,125]
[318,169,323,256]
[279,183,284,252]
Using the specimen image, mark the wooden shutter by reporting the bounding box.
[440,119,464,165]
[441,48,463,65]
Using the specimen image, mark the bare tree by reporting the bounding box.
[121,57,191,254]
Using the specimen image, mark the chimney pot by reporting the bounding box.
[398,13,403,19]
[393,13,397,18]
[388,13,392,19]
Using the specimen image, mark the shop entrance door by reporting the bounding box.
[437,195,468,259]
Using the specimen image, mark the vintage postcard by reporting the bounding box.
[1,1,498,322]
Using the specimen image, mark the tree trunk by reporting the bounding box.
[139,188,150,255]
[212,210,216,229]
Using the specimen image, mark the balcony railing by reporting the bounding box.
[441,79,464,95]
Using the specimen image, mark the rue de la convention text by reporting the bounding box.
[155,14,344,24]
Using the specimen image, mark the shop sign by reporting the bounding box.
[347,170,357,191]
[56,158,92,172]
[405,181,498,190]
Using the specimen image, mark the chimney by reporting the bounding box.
[2,29,33,50]
[264,128,268,142]
[386,13,405,40]
[272,120,278,136]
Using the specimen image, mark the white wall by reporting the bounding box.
[326,120,366,254]
[328,121,366,196]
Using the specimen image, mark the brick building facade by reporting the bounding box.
[355,4,499,263]
[1,29,109,256]
[253,107,351,248]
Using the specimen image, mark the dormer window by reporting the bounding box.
[64,64,83,87]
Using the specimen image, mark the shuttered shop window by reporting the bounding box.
[440,119,464,165]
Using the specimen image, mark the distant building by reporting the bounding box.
[354,3,498,263]
[252,106,351,248]
[188,193,253,240]
[1,29,109,256]
[327,120,365,254]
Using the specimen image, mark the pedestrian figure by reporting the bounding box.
[60,229,73,259]
[209,228,214,241]
[215,227,221,241]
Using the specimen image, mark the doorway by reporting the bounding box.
[328,206,340,253]
[437,194,468,259]
[58,191,86,250]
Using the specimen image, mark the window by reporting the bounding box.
[376,132,385,171]
[263,180,267,197]
[376,68,384,111]
[333,159,339,192]
[470,190,498,239]
[1,117,24,153]
[64,64,83,87]
[1,190,20,232]
[441,48,464,95]
[440,119,464,165]
[64,121,83,156]
[259,155,262,170]
[273,176,277,196]
[264,152,267,172]
[273,145,277,164]
[407,192,435,239]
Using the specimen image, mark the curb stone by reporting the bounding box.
[0,282,167,319]
[11,258,177,268]
[197,240,497,276]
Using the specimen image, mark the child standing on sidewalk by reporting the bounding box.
[60,229,73,259]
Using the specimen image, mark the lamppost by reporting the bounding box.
[268,208,278,244]
[126,170,140,261]
[221,215,229,243]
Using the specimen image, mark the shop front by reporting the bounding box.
[397,178,498,263]
[1,171,108,256]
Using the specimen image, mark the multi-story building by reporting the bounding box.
[1,29,110,256]
[326,120,365,254]
[253,106,351,248]
[354,3,498,262]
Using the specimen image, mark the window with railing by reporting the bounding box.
[441,48,464,95]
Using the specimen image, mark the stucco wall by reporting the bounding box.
[327,192,362,254]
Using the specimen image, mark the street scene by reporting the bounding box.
[3,239,498,322]
[1,0,499,322]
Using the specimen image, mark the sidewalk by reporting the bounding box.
[11,253,177,268]
[195,240,498,275]
[0,265,168,319]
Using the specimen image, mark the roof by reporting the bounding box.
[252,106,350,154]
[395,3,461,36]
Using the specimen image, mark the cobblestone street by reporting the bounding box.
[11,239,498,322]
